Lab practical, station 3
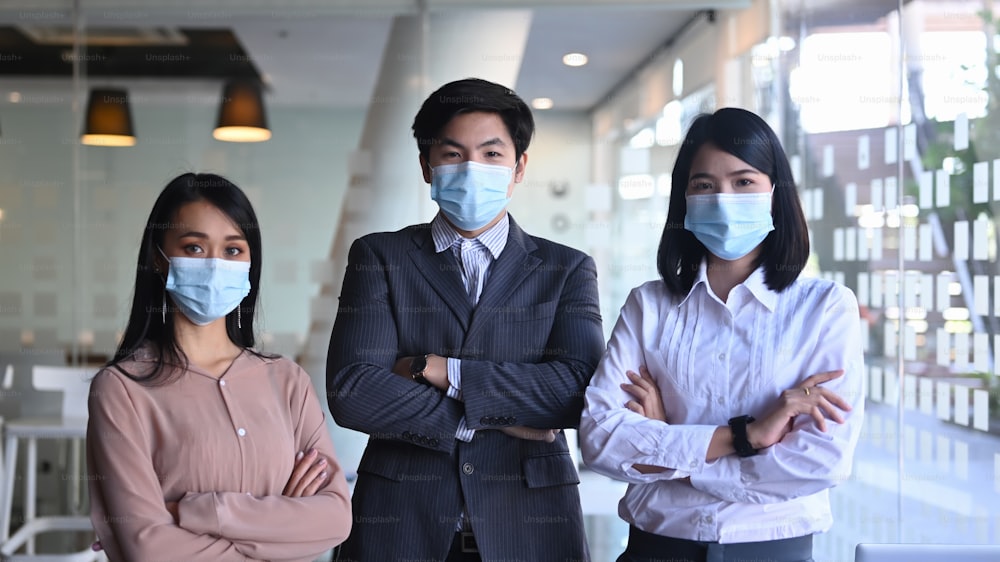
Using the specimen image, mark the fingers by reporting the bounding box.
[293,456,328,497]
[301,457,331,496]
[800,369,844,387]
[625,401,645,417]
[284,449,327,497]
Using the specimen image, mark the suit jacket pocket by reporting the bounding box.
[522,452,580,489]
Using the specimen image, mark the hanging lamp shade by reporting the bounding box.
[213,79,271,142]
[81,88,136,147]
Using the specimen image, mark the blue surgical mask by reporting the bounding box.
[684,192,775,261]
[160,250,251,326]
[431,161,513,231]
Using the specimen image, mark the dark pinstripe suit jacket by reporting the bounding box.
[327,216,603,562]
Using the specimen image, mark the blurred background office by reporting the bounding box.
[0,0,997,560]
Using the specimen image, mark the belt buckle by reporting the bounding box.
[460,531,478,553]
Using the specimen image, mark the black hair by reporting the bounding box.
[412,77,535,161]
[656,107,809,296]
[107,172,267,384]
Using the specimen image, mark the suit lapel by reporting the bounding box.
[466,219,541,343]
[408,228,474,330]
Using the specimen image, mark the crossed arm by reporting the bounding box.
[87,371,351,561]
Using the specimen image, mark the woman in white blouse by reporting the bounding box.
[580,108,864,562]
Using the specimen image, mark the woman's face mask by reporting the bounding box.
[160,247,251,326]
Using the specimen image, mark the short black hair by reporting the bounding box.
[656,107,809,296]
[412,77,534,161]
[109,172,266,384]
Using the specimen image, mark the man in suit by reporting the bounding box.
[327,77,603,562]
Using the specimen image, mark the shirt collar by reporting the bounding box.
[678,260,777,311]
[431,212,509,259]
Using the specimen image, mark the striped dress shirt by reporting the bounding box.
[431,212,509,442]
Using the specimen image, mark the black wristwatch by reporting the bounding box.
[409,355,430,385]
[728,415,759,457]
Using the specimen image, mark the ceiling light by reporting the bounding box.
[81,88,136,147]
[213,79,271,142]
[531,98,554,110]
[562,53,588,67]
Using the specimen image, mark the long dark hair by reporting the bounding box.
[108,172,266,384]
[656,107,809,296]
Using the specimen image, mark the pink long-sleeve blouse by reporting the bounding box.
[87,346,351,562]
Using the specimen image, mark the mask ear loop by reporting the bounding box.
[155,246,169,324]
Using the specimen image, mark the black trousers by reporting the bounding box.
[617,526,814,562]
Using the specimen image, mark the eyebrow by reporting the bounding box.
[440,136,507,150]
[177,231,246,241]
[689,169,762,181]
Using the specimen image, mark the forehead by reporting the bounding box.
[169,200,243,235]
[688,144,764,176]
[437,111,511,145]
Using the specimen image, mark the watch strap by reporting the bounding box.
[728,415,759,457]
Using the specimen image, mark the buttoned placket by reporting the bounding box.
[216,374,249,491]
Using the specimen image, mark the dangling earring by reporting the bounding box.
[162,291,166,324]
[237,305,242,329]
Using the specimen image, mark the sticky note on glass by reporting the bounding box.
[973,161,989,204]
[955,112,969,151]
[885,127,898,165]
[845,182,857,217]
[954,220,969,260]
[823,145,834,177]
[936,169,950,208]
[973,218,989,261]
[919,170,934,209]
[871,178,884,210]
[974,275,989,316]
[858,135,870,169]
[919,223,933,261]
[904,123,917,161]
[885,176,898,210]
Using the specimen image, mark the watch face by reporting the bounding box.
[410,356,428,376]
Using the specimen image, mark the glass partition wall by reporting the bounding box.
[784,0,1000,557]
[600,1,1000,560]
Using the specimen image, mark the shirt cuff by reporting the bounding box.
[455,416,475,442]
[447,358,463,400]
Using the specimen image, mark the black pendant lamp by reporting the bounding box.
[213,79,271,142]
[81,88,136,147]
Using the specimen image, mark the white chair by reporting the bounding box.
[0,365,99,562]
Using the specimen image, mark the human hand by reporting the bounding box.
[498,426,561,442]
[282,448,330,497]
[748,369,851,449]
[165,501,179,523]
[621,366,666,422]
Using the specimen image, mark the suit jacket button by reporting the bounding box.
[402,431,412,440]
[462,462,474,475]
[508,416,517,424]
[430,438,440,447]
[480,416,490,425]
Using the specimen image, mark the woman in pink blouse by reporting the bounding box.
[87,173,352,561]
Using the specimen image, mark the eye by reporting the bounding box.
[183,244,204,254]
[485,151,502,158]
[736,178,755,187]
[442,151,461,159]
[225,247,243,257]
[689,181,714,191]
